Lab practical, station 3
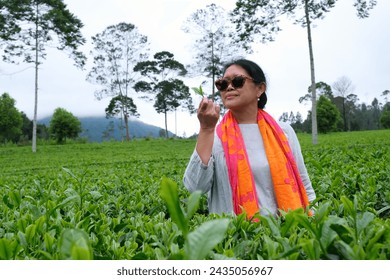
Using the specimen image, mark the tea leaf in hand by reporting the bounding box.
[192,86,204,97]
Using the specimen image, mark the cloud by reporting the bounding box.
[0,0,389,137]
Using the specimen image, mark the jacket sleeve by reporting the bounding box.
[182,149,214,194]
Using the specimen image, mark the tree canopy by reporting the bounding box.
[49,107,81,144]
[317,95,342,133]
[182,3,245,98]
[0,92,23,143]
[134,51,194,137]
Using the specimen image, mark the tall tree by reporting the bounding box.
[0,92,23,143]
[231,0,377,144]
[21,112,33,141]
[370,97,381,129]
[344,93,359,131]
[87,22,149,141]
[380,102,390,129]
[0,0,86,152]
[105,95,139,140]
[279,112,289,122]
[332,76,355,131]
[293,111,304,132]
[134,51,194,137]
[182,3,245,100]
[381,90,390,104]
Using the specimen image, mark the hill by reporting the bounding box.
[38,116,174,142]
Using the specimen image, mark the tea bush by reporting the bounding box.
[0,131,389,259]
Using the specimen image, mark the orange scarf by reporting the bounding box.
[216,109,310,218]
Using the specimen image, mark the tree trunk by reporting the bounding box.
[342,99,347,131]
[305,0,318,145]
[118,110,124,141]
[211,32,215,100]
[124,113,130,141]
[164,110,168,138]
[174,108,177,137]
[32,2,39,153]
[122,96,130,141]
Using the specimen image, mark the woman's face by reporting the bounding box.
[219,65,264,111]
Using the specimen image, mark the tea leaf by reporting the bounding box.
[59,228,93,260]
[0,238,21,260]
[160,177,188,237]
[186,191,202,220]
[356,212,375,236]
[185,219,229,260]
[192,85,204,97]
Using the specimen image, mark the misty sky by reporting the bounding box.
[0,0,389,136]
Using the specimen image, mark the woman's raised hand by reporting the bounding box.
[197,97,220,131]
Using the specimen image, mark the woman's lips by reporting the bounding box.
[225,94,238,100]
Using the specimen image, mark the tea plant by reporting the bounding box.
[160,177,229,259]
[0,130,389,259]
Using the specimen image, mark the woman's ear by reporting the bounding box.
[257,83,266,98]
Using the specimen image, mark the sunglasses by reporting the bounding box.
[215,75,255,91]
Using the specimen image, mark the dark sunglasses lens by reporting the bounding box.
[232,76,245,88]
[215,79,228,91]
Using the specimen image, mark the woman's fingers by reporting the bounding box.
[198,97,210,111]
[198,98,219,113]
[197,98,220,130]
[214,102,220,115]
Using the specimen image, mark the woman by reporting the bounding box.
[183,59,316,218]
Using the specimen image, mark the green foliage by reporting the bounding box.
[59,229,93,260]
[317,95,342,133]
[380,105,390,128]
[0,0,86,66]
[160,178,189,237]
[0,0,21,41]
[354,0,378,18]
[134,51,195,137]
[186,219,229,260]
[231,0,377,50]
[87,22,149,97]
[289,94,389,133]
[0,93,23,143]
[1,0,86,152]
[0,131,389,259]
[231,0,378,144]
[154,80,193,114]
[192,86,204,97]
[133,52,190,107]
[182,3,244,97]
[160,178,229,259]
[49,108,81,144]
[105,96,139,119]
[105,95,140,140]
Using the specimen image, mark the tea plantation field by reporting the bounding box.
[0,130,389,260]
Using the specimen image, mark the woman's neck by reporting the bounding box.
[231,107,258,124]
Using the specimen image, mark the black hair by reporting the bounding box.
[223,59,267,109]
